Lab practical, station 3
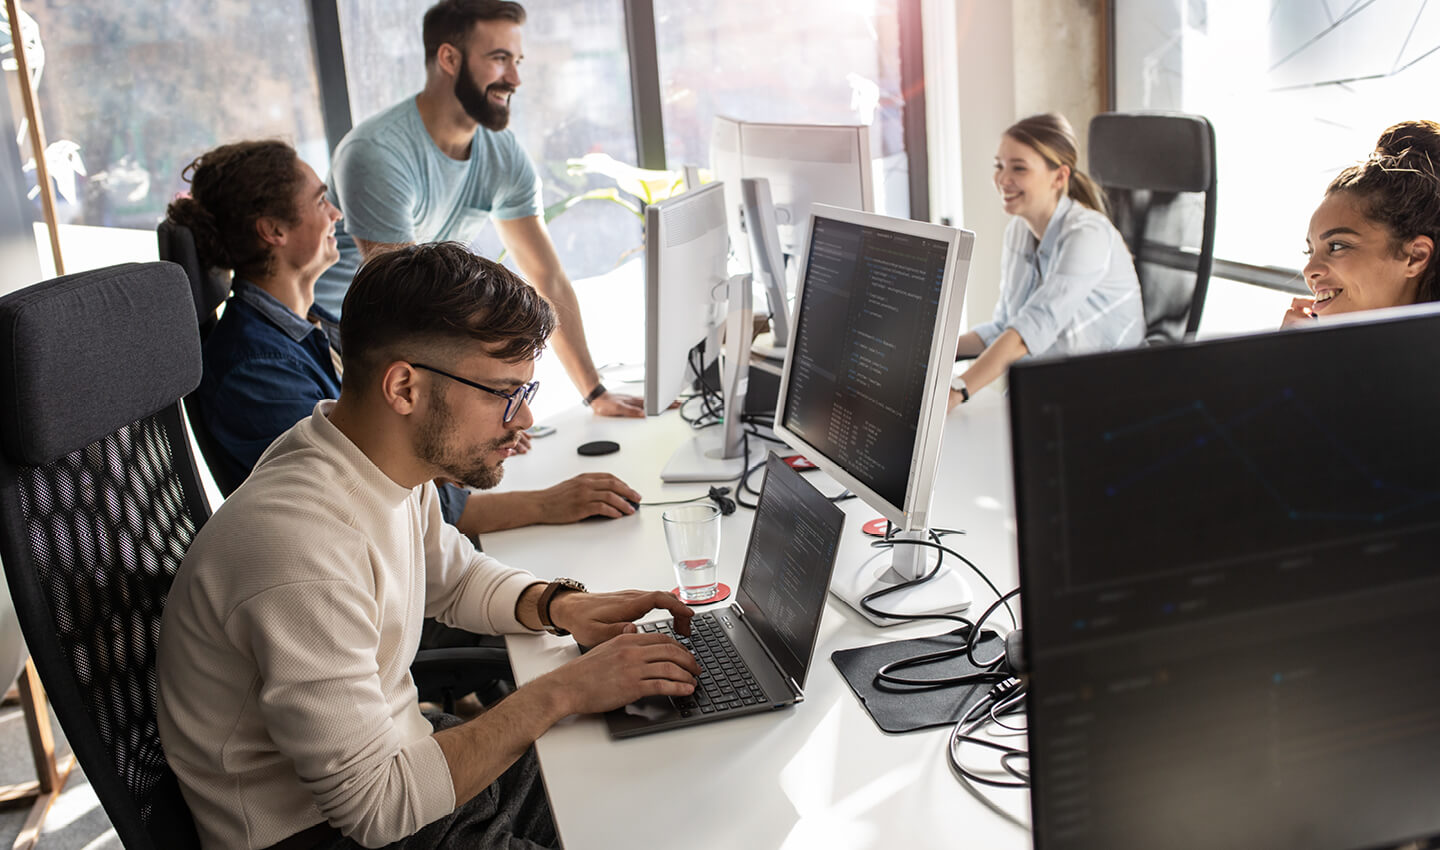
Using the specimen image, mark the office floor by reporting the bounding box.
[0,696,118,849]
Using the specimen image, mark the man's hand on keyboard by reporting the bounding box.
[537,632,701,715]
[549,589,695,647]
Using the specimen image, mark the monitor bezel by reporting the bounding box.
[772,204,974,529]
[643,181,730,416]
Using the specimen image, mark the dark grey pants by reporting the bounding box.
[309,713,558,850]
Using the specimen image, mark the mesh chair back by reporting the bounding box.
[0,262,206,849]
[1089,112,1217,344]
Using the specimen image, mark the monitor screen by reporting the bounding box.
[1011,310,1440,850]
[777,211,957,516]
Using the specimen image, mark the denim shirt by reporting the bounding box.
[195,280,469,522]
[971,194,1145,359]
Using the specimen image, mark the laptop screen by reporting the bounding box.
[736,453,846,689]
[1010,312,1440,850]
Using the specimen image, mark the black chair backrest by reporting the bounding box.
[156,220,231,341]
[156,221,247,497]
[0,262,206,849]
[1088,111,1217,344]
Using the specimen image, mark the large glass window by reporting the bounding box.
[1114,1,1438,332]
[337,0,641,281]
[654,0,911,220]
[11,1,328,272]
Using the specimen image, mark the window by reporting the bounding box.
[654,0,911,220]
[13,1,328,273]
[1114,0,1439,333]
[337,0,641,281]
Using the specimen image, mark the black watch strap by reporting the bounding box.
[537,578,587,636]
[581,383,607,406]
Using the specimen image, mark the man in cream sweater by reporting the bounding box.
[157,242,700,850]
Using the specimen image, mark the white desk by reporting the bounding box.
[486,394,1030,850]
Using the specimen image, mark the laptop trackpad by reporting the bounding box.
[621,695,678,721]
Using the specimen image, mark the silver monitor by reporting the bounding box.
[644,181,752,482]
[711,117,875,360]
[774,205,975,624]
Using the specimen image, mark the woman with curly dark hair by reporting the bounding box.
[1283,120,1440,326]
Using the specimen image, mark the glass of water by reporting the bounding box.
[662,503,722,603]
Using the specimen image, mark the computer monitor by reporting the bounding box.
[643,181,753,482]
[773,205,974,624]
[710,117,875,360]
[1010,305,1440,850]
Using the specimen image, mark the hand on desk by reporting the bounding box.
[539,473,642,522]
[589,390,645,419]
[551,589,695,647]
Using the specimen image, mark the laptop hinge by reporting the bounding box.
[733,602,804,701]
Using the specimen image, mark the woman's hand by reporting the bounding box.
[1281,297,1317,328]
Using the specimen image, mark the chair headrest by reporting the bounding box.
[0,262,201,466]
[156,220,232,323]
[1089,112,1215,193]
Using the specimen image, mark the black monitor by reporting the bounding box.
[1010,306,1440,850]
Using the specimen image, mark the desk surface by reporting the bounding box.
[487,394,1031,850]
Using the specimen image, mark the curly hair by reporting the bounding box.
[163,140,303,278]
[1327,120,1440,303]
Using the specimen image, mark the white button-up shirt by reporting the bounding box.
[972,194,1145,358]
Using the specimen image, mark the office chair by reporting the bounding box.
[156,221,247,496]
[1088,111,1217,344]
[0,262,206,848]
[0,263,509,848]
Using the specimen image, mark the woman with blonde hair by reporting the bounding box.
[951,113,1144,406]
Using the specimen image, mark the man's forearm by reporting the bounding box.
[432,676,568,804]
[456,490,544,535]
[537,273,604,398]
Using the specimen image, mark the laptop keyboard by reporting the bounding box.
[641,613,766,716]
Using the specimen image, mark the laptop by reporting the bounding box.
[603,451,845,738]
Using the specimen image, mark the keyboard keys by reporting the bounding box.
[641,612,766,715]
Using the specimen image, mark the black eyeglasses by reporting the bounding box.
[411,363,539,424]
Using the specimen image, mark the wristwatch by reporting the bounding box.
[537,578,587,636]
[581,383,607,406]
[950,375,971,403]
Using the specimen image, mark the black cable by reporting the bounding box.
[947,679,1031,790]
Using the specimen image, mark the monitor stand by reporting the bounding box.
[663,274,753,482]
[830,529,973,626]
[750,330,787,363]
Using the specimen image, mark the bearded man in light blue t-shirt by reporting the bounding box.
[316,0,643,418]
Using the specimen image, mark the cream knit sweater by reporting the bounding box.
[157,402,541,849]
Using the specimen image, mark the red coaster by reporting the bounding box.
[671,582,732,605]
[862,517,891,537]
[782,454,817,471]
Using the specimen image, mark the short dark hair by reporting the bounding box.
[423,0,526,64]
[340,242,556,392]
[1328,120,1440,303]
[164,140,303,277]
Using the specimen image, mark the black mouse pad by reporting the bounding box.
[832,629,1006,734]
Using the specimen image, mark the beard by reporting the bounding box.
[415,387,514,490]
[454,54,514,132]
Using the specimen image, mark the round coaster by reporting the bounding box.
[862,517,891,537]
[577,440,620,456]
[671,582,732,605]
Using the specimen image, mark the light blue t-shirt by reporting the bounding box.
[313,97,543,315]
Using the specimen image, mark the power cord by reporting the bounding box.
[947,676,1030,789]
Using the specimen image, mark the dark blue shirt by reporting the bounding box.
[194,280,469,523]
